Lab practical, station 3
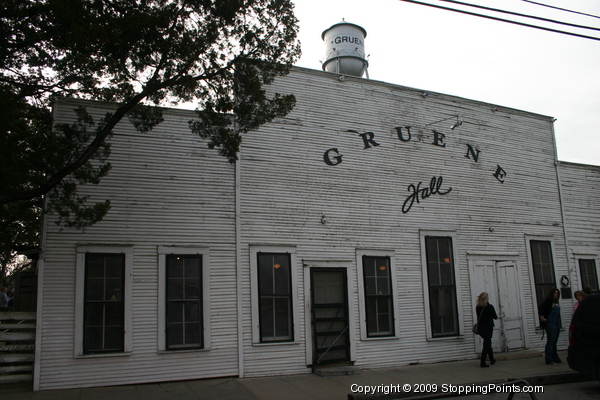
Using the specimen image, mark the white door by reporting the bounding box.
[496,261,525,350]
[470,259,525,353]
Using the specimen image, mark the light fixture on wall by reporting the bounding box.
[450,120,462,130]
[425,115,462,129]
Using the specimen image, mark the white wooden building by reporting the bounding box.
[34,66,599,390]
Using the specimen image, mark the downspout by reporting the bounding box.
[551,120,574,286]
[235,147,244,378]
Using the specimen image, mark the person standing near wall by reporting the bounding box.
[538,288,562,365]
[573,290,587,315]
[476,292,498,368]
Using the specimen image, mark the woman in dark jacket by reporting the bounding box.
[538,288,562,365]
[476,292,498,368]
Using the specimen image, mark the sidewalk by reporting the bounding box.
[3,350,587,400]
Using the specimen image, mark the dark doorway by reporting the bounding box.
[310,268,350,365]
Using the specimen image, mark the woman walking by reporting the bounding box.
[539,288,562,365]
[476,292,498,368]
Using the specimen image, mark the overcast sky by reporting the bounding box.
[292,0,600,166]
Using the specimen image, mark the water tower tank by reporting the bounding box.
[322,21,368,78]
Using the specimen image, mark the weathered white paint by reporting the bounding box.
[558,161,600,293]
[37,98,239,390]
[239,67,568,372]
[37,67,597,389]
[469,257,525,354]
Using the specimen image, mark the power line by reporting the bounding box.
[398,0,600,42]
[520,0,600,20]
[437,0,600,32]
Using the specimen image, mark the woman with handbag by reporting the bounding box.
[538,288,562,365]
[475,292,498,368]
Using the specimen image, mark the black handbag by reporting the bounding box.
[473,306,485,334]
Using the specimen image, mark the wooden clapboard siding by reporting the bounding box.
[558,161,600,290]
[39,67,587,388]
[238,67,568,374]
[39,98,238,390]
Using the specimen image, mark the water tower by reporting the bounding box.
[322,20,368,78]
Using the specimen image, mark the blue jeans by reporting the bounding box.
[544,323,561,364]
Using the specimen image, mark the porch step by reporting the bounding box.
[313,365,362,377]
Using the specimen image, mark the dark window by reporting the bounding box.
[166,255,203,350]
[257,253,293,342]
[362,256,394,337]
[425,237,459,337]
[530,240,556,306]
[579,259,598,292]
[84,253,125,354]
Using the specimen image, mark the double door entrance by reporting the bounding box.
[469,259,525,353]
[310,268,351,365]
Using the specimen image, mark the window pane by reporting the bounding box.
[260,298,275,339]
[166,254,202,350]
[167,324,183,347]
[258,255,274,293]
[185,302,201,323]
[274,297,291,338]
[83,253,124,354]
[429,287,458,336]
[258,253,293,342]
[425,238,458,337]
[84,303,104,326]
[579,259,598,291]
[530,241,556,306]
[363,256,394,337]
[105,278,123,301]
[105,303,123,326]
[104,326,124,350]
[168,278,184,300]
[185,279,200,299]
[105,256,124,278]
[376,297,392,333]
[86,256,105,278]
[84,327,103,352]
[167,257,184,278]
[366,297,378,334]
[274,263,290,295]
[167,302,183,324]
[185,322,201,345]
[86,278,104,301]
[184,257,200,278]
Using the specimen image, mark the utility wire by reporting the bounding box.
[398,0,600,42]
[520,0,600,20]
[437,0,600,31]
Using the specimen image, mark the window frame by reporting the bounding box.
[527,238,557,310]
[83,253,125,354]
[420,231,463,339]
[578,258,599,292]
[356,250,398,340]
[158,246,210,352]
[75,245,133,357]
[250,246,299,345]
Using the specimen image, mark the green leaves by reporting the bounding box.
[1,0,300,273]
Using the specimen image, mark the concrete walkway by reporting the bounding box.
[3,350,589,400]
